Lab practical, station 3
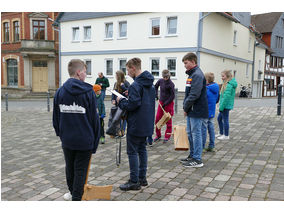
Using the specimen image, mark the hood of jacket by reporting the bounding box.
[207,82,219,95]
[63,78,93,96]
[135,71,154,88]
[228,78,238,89]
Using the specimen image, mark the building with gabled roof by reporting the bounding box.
[56,12,266,97]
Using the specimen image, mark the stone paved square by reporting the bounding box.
[1,98,284,201]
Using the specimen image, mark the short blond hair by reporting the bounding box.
[68,59,86,77]
[204,72,215,83]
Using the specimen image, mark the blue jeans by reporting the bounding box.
[126,134,147,183]
[202,117,215,149]
[217,109,230,136]
[186,116,203,162]
[101,90,106,101]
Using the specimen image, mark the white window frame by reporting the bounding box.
[150,58,160,78]
[105,58,114,76]
[72,26,80,42]
[248,37,252,52]
[166,16,178,37]
[83,26,91,41]
[149,18,161,38]
[118,21,127,39]
[246,64,249,78]
[84,59,92,76]
[166,57,177,78]
[118,58,127,74]
[104,22,113,40]
[233,30,237,46]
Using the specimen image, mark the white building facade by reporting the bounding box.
[57,12,266,97]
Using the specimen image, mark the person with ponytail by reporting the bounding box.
[216,70,237,140]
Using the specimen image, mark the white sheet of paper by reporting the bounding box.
[108,89,128,100]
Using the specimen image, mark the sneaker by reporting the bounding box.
[139,177,148,187]
[215,134,222,138]
[100,137,105,144]
[153,137,161,142]
[217,135,229,140]
[148,141,153,147]
[119,180,141,191]
[182,159,204,168]
[205,147,215,152]
[179,156,192,163]
[163,138,169,143]
[63,192,72,201]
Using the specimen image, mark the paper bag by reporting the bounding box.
[173,125,189,151]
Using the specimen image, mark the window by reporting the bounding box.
[33,60,47,67]
[13,21,20,42]
[248,37,252,52]
[33,20,45,40]
[276,36,283,48]
[246,64,249,77]
[119,21,127,38]
[267,79,275,90]
[119,59,127,74]
[84,26,91,41]
[151,18,160,36]
[105,23,113,39]
[106,59,113,76]
[270,56,274,67]
[85,60,92,75]
[233,30,237,45]
[7,59,18,86]
[150,58,160,77]
[72,27,79,41]
[167,58,176,77]
[167,17,177,35]
[3,22,9,42]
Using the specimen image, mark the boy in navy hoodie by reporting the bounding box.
[53,59,100,201]
[117,58,155,191]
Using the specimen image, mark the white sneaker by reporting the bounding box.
[63,192,72,201]
[217,135,229,140]
[215,134,222,138]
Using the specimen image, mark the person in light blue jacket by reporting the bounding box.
[201,72,219,152]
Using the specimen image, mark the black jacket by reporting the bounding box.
[183,66,208,118]
[118,71,155,137]
[53,78,100,153]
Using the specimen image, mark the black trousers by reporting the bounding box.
[62,147,92,201]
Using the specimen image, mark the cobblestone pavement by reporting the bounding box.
[1,98,284,201]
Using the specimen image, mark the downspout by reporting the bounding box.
[251,40,256,98]
[197,12,212,65]
[59,22,61,87]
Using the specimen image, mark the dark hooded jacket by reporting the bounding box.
[183,66,208,118]
[53,78,100,153]
[118,71,155,137]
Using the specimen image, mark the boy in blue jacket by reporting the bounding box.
[202,72,219,152]
[53,59,100,201]
[117,58,155,191]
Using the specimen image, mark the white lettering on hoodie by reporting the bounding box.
[59,102,86,114]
